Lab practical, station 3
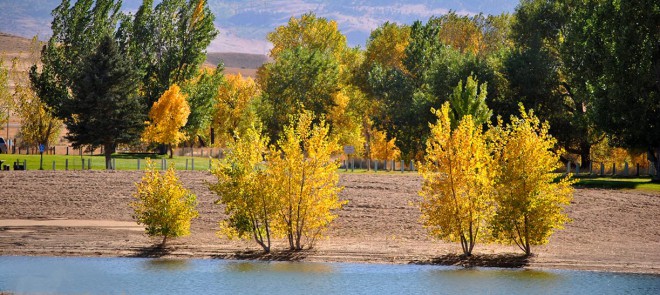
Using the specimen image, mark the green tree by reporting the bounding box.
[210,124,275,253]
[30,0,122,118]
[67,35,146,168]
[258,46,339,143]
[563,0,660,177]
[119,0,218,107]
[181,65,224,146]
[132,159,198,246]
[489,105,573,256]
[448,75,492,128]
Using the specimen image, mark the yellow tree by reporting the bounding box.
[268,12,347,61]
[489,105,573,256]
[419,103,495,256]
[142,84,190,158]
[364,22,411,71]
[213,73,258,147]
[131,159,198,246]
[268,112,347,250]
[209,124,276,253]
[0,56,10,130]
[369,128,400,164]
[6,37,62,149]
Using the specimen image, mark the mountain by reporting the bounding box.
[0,0,517,54]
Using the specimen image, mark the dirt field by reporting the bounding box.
[0,170,659,274]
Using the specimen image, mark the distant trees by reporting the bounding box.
[132,159,199,246]
[142,84,191,158]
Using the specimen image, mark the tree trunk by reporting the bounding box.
[168,144,174,159]
[652,147,660,182]
[161,235,168,247]
[579,142,591,170]
[103,143,114,170]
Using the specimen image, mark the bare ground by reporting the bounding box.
[0,170,658,274]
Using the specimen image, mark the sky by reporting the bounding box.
[0,0,518,54]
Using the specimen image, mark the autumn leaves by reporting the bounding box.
[420,104,573,256]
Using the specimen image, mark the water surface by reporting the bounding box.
[1,256,658,294]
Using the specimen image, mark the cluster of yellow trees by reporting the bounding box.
[132,112,347,252]
[419,103,573,256]
[210,112,346,253]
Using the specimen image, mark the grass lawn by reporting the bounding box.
[574,177,660,192]
[0,153,217,171]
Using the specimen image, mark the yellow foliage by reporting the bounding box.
[489,105,573,255]
[267,112,347,250]
[418,103,495,256]
[268,13,347,62]
[213,73,258,147]
[131,159,199,245]
[370,129,400,161]
[142,84,190,148]
[591,137,649,170]
[7,37,62,147]
[326,88,364,149]
[365,22,411,71]
[209,124,275,252]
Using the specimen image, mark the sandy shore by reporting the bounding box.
[0,170,658,274]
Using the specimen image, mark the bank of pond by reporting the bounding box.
[1,256,658,294]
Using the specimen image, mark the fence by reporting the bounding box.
[564,161,658,177]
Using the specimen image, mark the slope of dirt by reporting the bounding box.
[0,171,658,274]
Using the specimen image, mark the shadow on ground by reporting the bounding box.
[130,244,175,258]
[411,253,530,268]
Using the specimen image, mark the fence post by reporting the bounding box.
[624,162,629,176]
[65,159,68,171]
[612,163,616,176]
[23,160,27,171]
[410,160,414,171]
[344,159,348,172]
[137,159,141,171]
[566,161,571,174]
[375,160,378,172]
[589,162,593,175]
[88,158,91,170]
[52,161,56,171]
[208,159,212,170]
[351,158,354,172]
[112,158,116,171]
[186,159,189,170]
[576,164,580,175]
[636,163,640,176]
[82,159,85,170]
[600,163,604,176]
[401,160,404,173]
[192,159,195,171]
[66,146,69,155]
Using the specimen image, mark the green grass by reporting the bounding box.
[574,177,660,192]
[0,153,217,171]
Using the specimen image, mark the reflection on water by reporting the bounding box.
[225,261,333,274]
[0,256,658,295]
[143,259,191,272]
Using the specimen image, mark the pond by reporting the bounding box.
[1,256,659,294]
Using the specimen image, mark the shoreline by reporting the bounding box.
[1,171,659,275]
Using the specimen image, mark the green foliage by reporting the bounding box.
[132,159,199,245]
[119,0,219,107]
[67,35,146,168]
[181,65,224,145]
[448,75,492,128]
[258,47,340,143]
[30,0,122,118]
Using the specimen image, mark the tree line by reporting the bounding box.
[0,0,657,176]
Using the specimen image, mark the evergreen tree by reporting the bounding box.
[67,35,146,168]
